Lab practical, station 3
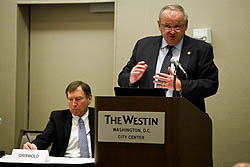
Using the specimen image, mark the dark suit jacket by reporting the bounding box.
[118,35,218,112]
[32,107,95,157]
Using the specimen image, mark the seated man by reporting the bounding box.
[23,80,94,158]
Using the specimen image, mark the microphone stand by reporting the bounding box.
[173,69,177,97]
[171,59,186,97]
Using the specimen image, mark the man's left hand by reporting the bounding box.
[153,67,182,91]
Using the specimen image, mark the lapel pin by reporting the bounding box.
[187,51,191,55]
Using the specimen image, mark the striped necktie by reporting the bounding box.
[78,118,89,158]
[160,45,174,74]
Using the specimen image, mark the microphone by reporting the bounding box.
[170,59,188,80]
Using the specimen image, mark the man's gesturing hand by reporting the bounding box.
[129,61,148,85]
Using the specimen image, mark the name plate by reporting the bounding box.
[11,149,49,162]
[98,111,165,144]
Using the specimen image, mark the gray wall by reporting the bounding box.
[0,0,250,166]
[28,4,114,130]
[0,0,17,153]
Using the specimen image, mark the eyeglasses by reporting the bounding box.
[160,24,185,32]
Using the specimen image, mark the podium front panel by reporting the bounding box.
[94,96,212,167]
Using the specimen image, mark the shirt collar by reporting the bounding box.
[71,108,89,122]
[161,37,184,51]
[161,38,168,49]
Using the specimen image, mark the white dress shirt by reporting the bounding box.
[155,38,183,97]
[64,109,92,158]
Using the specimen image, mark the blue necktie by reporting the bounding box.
[160,45,174,74]
[78,118,89,158]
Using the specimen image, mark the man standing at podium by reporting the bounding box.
[118,4,218,112]
[23,80,94,158]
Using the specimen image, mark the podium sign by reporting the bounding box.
[98,111,165,144]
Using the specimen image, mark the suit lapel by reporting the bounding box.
[146,36,162,87]
[64,110,72,141]
[178,35,192,79]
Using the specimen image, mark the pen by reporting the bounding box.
[25,133,31,143]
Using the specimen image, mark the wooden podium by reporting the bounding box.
[94,96,213,167]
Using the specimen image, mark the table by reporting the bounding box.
[0,155,94,167]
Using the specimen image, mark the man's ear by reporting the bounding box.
[88,95,92,104]
[157,20,161,29]
[184,20,188,31]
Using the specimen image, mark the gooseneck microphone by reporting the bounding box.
[170,59,188,80]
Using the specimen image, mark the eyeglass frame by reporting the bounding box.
[160,23,185,32]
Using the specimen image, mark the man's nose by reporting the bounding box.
[169,29,176,34]
[72,99,78,105]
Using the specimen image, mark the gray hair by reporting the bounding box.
[159,4,188,24]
